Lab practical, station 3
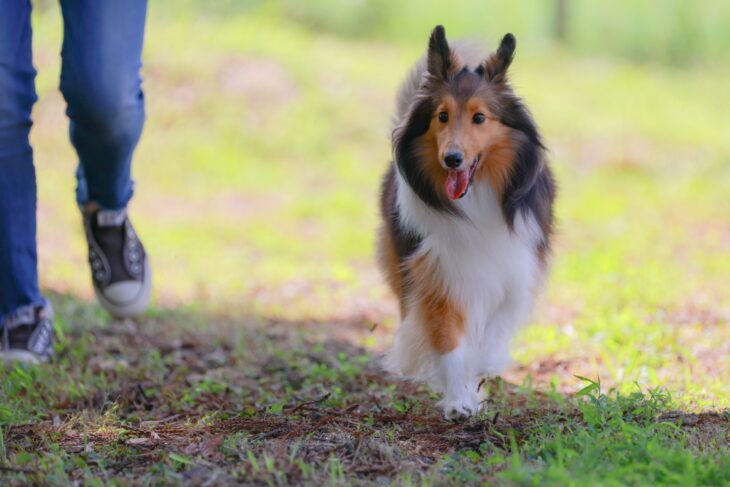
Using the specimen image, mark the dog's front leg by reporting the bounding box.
[435,343,482,419]
[418,294,481,419]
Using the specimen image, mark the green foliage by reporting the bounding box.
[4,2,728,485]
[424,381,730,486]
[155,0,730,66]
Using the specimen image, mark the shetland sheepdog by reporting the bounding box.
[377,26,555,419]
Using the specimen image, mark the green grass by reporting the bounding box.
[1,305,728,485]
[2,2,729,484]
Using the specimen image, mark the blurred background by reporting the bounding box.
[30,1,729,405]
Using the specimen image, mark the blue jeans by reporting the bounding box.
[0,0,147,323]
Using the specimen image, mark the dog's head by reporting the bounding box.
[396,26,542,213]
[423,26,518,201]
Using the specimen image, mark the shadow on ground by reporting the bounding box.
[2,292,729,485]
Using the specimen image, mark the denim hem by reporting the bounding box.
[77,199,131,213]
[75,165,135,211]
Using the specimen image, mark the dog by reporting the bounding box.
[377,26,555,419]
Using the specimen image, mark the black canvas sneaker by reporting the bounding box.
[83,208,152,318]
[0,303,54,364]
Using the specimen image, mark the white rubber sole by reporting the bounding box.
[0,349,44,365]
[94,259,152,319]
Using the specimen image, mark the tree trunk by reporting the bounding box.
[555,0,568,42]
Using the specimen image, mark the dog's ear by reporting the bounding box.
[483,33,516,83]
[427,25,453,80]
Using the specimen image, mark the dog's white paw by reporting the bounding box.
[438,392,482,420]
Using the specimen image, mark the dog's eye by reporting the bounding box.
[473,113,486,124]
[438,112,449,123]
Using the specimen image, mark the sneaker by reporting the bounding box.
[83,208,152,318]
[0,304,54,364]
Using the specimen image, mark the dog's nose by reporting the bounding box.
[444,151,464,168]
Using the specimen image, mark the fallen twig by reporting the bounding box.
[344,403,360,413]
[139,414,182,429]
[0,465,38,474]
[287,393,332,413]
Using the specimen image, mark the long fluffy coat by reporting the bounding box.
[377,26,555,418]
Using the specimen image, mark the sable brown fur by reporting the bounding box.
[381,26,555,273]
[377,26,556,418]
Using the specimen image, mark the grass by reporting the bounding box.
[1,2,729,484]
[1,302,729,485]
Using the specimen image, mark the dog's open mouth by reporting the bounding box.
[444,155,480,200]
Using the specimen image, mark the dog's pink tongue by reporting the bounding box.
[445,170,469,200]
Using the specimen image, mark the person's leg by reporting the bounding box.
[58,0,147,210]
[59,0,151,318]
[0,0,44,322]
[0,0,54,363]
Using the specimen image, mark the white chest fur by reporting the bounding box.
[390,171,543,382]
